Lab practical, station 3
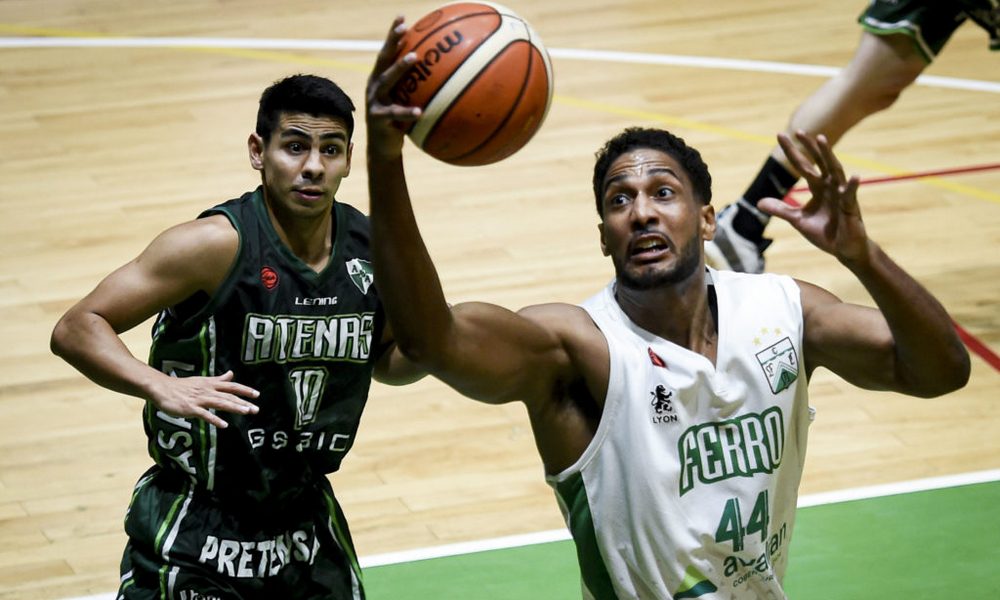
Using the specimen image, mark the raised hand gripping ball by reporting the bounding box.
[390,2,554,166]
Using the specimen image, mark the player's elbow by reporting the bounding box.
[389,315,464,373]
[931,349,972,397]
[900,347,971,398]
[393,336,446,372]
[393,338,425,365]
[50,309,93,362]
[50,315,73,359]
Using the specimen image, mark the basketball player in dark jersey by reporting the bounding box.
[51,74,423,599]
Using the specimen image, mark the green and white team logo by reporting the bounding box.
[678,407,784,496]
[346,258,374,295]
[755,337,798,394]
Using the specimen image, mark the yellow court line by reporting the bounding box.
[4,24,998,205]
[554,95,776,146]
[554,96,1000,205]
[0,23,99,36]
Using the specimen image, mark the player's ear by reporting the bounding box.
[701,202,716,241]
[344,142,354,177]
[598,223,610,256]
[248,133,265,171]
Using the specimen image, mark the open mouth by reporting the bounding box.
[630,235,670,259]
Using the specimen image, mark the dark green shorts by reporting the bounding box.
[859,0,1000,61]
[117,467,364,599]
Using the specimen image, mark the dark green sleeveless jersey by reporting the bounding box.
[145,187,385,507]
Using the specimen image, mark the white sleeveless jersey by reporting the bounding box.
[547,269,812,600]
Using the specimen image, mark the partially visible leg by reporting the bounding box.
[775,31,929,169]
[708,32,928,273]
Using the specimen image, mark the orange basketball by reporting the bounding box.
[390,2,553,166]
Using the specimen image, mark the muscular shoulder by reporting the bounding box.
[517,302,608,394]
[517,302,600,340]
[142,214,239,295]
[516,302,609,472]
[793,277,842,329]
[151,213,235,249]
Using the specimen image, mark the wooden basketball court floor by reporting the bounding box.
[0,1,997,598]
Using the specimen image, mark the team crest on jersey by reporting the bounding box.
[346,258,374,295]
[755,337,799,394]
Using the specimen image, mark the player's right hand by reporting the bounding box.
[149,370,259,428]
[366,16,422,160]
[758,131,868,265]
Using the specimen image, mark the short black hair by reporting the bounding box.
[256,74,355,143]
[592,127,712,217]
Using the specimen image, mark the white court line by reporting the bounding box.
[1,36,998,93]
[360,528,572,568]
[361,468,1000,565]
[59,469,1000,600]
[795,467,1000,507]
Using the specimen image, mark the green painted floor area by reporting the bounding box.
[363,481,1000,599]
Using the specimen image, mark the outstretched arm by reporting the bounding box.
[365,17,573,405]
[761,131,969,397]
[371,325,427,386]
[50,216,261,427]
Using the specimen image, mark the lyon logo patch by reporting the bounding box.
[650,384,674,414]
[346,258,374,295]
[755,337,799,394]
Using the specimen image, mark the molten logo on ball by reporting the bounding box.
[391,2,553,166]
[391,31,465,106]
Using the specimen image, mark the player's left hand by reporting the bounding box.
[757,131,870,265]
[366,16,423,160]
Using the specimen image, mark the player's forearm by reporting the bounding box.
[51,311,166,401]
[843,240,970,396]
[367,152,454,365]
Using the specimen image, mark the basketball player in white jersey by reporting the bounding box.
[364,18,970,599]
